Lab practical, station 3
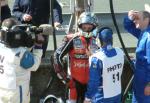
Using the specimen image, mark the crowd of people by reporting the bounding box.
[1,0,150,103]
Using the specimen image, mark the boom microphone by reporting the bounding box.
[39,24,53,35]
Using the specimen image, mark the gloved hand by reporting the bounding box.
[65,78,75,89]
[35,34,44,47]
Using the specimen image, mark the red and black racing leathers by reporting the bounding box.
[53,32,98,101]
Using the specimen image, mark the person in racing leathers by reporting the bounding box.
[84,27,124,103]
[53,12,99,103]
[0,18,44,103]
[124,10,150,103]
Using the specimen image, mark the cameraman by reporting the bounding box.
[12,0,63,57]
[0,18,44,103]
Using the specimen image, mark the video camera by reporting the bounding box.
[0,24,53,48]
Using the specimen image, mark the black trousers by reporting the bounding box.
[42,35,49,58]
[1,5,11,22]
[74,79,87,103]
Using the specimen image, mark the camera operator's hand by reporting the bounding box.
[35,34,44,47]
[23,14,32,22]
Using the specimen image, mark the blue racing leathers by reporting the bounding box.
[85,45,124,103]
[124,16,150,103]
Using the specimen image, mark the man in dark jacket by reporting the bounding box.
[12,0,63,26]
[12,0,63,57]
